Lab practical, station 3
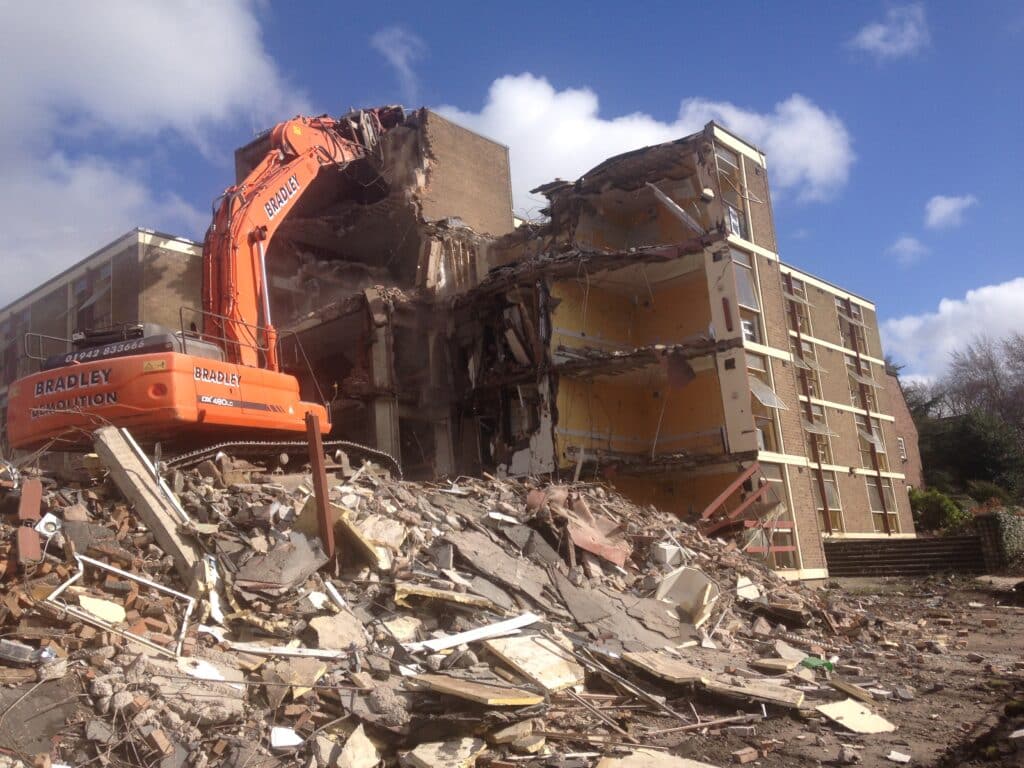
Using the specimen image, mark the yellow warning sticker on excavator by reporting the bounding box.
[292,125,302,135]
[143,360,167,372]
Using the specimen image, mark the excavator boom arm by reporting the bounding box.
[203,109,403,370]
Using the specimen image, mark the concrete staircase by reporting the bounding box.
[823,535,986,577]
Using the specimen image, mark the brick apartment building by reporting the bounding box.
[0,111,920,578]
[435,123,921,579]
[0,229,202,453]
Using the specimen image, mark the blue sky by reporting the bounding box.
[2,1,1022,380]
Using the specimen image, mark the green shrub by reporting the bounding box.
[910,487,971,532]
[966,479,1011,506]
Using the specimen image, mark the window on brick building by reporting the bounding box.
[731,249,759,310]
[748,357,784,453]
[802,403,834,464]
[855,413,889,471]
[866,475,899,533]
[811,470,843,532]
[897,436,908,461]
[791,339,823,399]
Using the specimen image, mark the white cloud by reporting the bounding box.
[925,194,978,229]
[850,3,930,59]
[882,277,1024,379]
[438,74,854,215]
[0,0,307,307]
[371,26,427,105]
[888,235,929,266]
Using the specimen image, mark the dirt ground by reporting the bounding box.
[557,575,1024,768]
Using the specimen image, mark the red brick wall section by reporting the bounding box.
[886,372,924,489]
[785,463,827,570]
[743,157,778,254]
[420,111,514,237]
[756,255,790,350]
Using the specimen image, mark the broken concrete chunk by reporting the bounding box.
[93,426,201,583]
[509,733,545,754]
[358,514,407,550]
[773,639,807,663]
[85,719,114,744]
[383,615,423,644]
[235,531,328,593]
[401,738,486,768]
[336,724,379,768]
[143,655,245,725]
[487,719,535,744]
[312,735,342,768]
[309,612,368,650]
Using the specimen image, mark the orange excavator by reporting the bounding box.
[6,107,405,471]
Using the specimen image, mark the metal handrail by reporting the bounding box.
[22,332,71,362]
[178,305,328,411]
[179,306,269,356]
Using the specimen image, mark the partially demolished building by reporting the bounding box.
[1,109,919,577]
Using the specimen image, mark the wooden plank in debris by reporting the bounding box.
[622,650,708,686]
[816,698,895,734]
[749,657,800,674]
[15,477,43,566]
[93,427,200,583]
[830,678,875,703]
[406,613,540,654]
[484,635,585,692]
[703,678,805,710]
[394,583,496,610]
[414,673,544,706]
[596,747,723,767]
[305,412,335,559]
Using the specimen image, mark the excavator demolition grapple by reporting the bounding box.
[6,107,406,474]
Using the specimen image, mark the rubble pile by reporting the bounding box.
[0,428,979,768]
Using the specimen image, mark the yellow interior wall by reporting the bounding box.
[574,205,694,252]
[554,369,725,466]
[636,272,711,345]
[555,376,658,459]
[550,281,641,350]
[551,270,710,354]
[650,371,726,452]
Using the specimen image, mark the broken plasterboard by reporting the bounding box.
[596,747,722,767]
[654,566,721,627]
[816,698,896,734]
[483,634,584,692]
[621,650,708,685]
[703,677,805,710]
[414,674,544,706]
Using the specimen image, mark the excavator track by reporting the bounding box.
[164,439,402,479]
